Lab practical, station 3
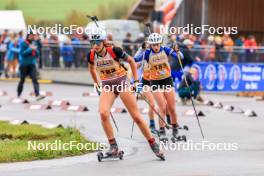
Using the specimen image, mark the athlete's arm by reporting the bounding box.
[89,64,99,85]
[87,52,99,85]
[164,46,182,64]
[133,47,145,62]
[126,56,139,81]
[134,47,145,68]
[112,47,139,81]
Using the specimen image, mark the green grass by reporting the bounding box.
[0,0,126,20]
[0,121,100,163]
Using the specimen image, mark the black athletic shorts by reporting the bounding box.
[141,77,151,86]
[150,76,174,91]
[101,75,129,96]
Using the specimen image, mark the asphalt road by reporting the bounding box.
[0,82,263,176]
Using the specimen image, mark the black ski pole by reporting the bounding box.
[139,92,171,129]
[176,53,205,138]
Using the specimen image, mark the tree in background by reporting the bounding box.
[5,0,18,10]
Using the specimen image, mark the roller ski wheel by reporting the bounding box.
[97,152,103,162]
[171,135,187,143]
[118,151,124,160]
[157,153,165,161]
[178,125,189,131]
[159,137,168,143]
[97,150,124,162]
[158,130,168,143]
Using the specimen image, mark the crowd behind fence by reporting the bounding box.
[41,42,264,69]
[1,29,264,78]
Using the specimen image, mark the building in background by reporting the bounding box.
[172,0,264,43]
[0,10,26,35]
[128,0,264,43]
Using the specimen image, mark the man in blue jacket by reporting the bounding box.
[17,31,45,101]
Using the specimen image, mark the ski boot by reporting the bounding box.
[150,125,159,136]
[171,127,187,143]
[105,143,119,156]
[158,129,168,143]
[150,142,165,161]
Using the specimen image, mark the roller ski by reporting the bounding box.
[158,129,168,143]
[150,142,165,161]
[178,125,189,131]
[171,127,187,143]
[36,95,46,101]
[166,114,189,131]
[97,144,124,162]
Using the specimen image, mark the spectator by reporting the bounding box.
[0,29,9,77]
[5,38,20,78]
[42,34,51,67]
[205,35,216,61]
[180,39,196,66]
[235,36,245,62]
[192,35,202,59]
[71,33,82,68]
[18,31,24,46]
[214,35,223,62]
[122,32,133,56]
[34,34,42,68]
[244,35,257,62]
[17,31,45,100]
[107,33,113,42]
[166,34,177,48]
[49,34,60,68]
[222,34,234,62]
[134,32,145,51]
[178,68,203,104]
[61,39,74,69]
[80,34,89,67]
[235,36,245,46]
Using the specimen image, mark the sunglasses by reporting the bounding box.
[90,40,103,46]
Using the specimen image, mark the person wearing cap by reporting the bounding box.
[17,30,45,101]
[87,28,164,160]
[134,41,158,135]
[134,33,182,140]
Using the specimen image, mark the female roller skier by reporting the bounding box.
[134,33,181,140]
[134,42,158,134]
[87,28,164,160]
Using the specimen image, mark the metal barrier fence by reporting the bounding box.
[40,42,264,69]
[41,43,90,69]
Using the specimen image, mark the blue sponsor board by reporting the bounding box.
[191,62,264,91]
